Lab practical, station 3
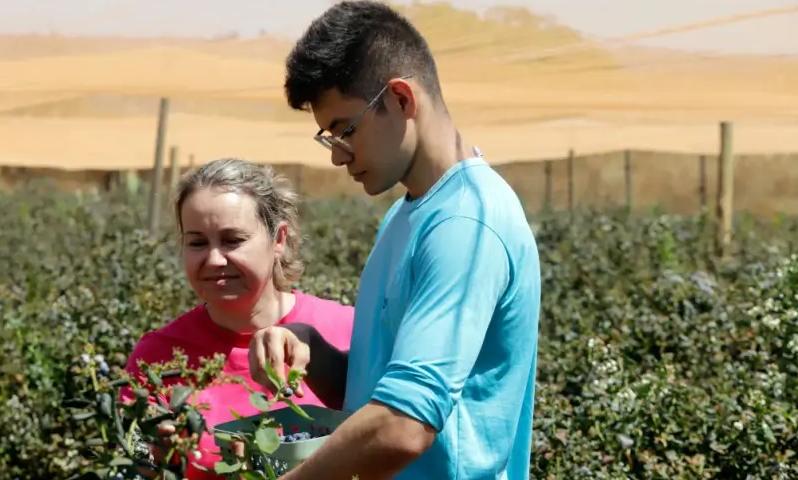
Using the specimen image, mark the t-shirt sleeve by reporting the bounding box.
[370,215,509,432]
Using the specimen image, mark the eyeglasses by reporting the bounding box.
[314,74,414,153]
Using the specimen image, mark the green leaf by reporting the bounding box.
[264,463,278,480]
[108,378,131,388]
[85,438,105,447]
[214,460,243,474]
[96,393,113,418]
[62,398,91,409]
[255,427,281,455]
[71,411,96,422]
[109,457,134,467]
[283,397,314,421]
[116,433,134,457]
[250,392,272,412]
[186,408,207,435]
[242,471,267,480]
[169,385,194,411]
[762,422,776,443]
[146,369,163,387]
[287,368,305,387]
[132,388,150,402]
[213,430,235,442]
[229,408,244,419]
[262,361,284,390]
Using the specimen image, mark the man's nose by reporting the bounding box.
[331,145,352,167]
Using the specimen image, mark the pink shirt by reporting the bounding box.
[120,290,354,480]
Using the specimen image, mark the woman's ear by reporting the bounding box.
[272,222,289,259]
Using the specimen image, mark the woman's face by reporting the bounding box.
[179,187,286,308]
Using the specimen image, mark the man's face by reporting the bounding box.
[311,85,417,196]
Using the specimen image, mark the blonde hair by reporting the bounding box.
[174,157,303,292]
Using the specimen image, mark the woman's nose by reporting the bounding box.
[206,247,227,266]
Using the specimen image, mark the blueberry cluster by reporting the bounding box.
[279,425,333,444]
[253,455,289,476]
[80,353,111,377]
[280,432,314,443]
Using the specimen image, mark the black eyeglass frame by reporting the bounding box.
[313,74,415,153]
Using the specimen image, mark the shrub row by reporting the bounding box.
[2,180,798,479]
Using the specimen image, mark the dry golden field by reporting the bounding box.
[1,2,796,215]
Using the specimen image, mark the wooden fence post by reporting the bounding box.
[168,145,180,197]
[624,150,632,211]
[699,155,707,213]
[715,122,734,257]
[544,160,552,209]
[147,97,170,234]
[567,149,574,211]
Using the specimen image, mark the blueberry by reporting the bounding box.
[283,387,294,397]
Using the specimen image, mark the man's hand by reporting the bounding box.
[249,325,311,397]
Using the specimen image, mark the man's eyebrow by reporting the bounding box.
[327,117,352,132]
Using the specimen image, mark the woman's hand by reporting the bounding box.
[249,325,311,397]
[134,422,179,479]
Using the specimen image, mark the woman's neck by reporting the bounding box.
[205,289,297,334]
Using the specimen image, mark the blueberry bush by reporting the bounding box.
[2,179,798,479]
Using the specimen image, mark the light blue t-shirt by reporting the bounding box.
[343,156,541,480]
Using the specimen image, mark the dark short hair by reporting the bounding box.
[284,1,443,112]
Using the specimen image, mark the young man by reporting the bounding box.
[248,2,541,479]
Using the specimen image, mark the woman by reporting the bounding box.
[121,157,354,479]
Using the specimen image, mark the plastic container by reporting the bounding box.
[213,405,351,472]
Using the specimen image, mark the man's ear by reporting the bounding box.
[388,77,417,120]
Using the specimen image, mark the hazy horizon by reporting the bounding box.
[1,0,797,55]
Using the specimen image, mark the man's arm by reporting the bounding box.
[280,216,510,480]
[280,323,349,410]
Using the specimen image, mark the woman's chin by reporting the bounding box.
[201,290,246,305]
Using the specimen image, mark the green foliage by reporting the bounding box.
[62,344,311,480]
[211,361,311,480]
[62,347,227,480]
[2,180,798,479]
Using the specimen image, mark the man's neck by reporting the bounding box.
[402,115,475,200]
